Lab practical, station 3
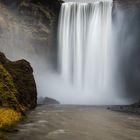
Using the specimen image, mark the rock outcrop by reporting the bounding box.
[0,52,37,112]
[38,97,60,105]
[108,100,140,114]
[131,100,140,108]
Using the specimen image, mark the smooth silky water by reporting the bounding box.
[57,0,125,104]
[58,1,113,88]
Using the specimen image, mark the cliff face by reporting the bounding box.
[113,0,140,101]
[0,52,37,112]
[0,0,62,68]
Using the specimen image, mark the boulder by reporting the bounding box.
[0,52,37,112]
[43,97,60,105]
[38,97,60,105]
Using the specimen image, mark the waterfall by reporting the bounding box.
[0,0,128,104]
[58,0,121,103]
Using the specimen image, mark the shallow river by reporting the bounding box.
[8,105,140,140]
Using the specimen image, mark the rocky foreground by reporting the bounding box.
[0,52,37,139]
[109,101,140,114]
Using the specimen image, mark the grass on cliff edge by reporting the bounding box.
[0,108,21,129]
[0,63,22,139]
[0,108,21,140]
[0,63,23,111]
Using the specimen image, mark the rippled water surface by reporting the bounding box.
[8,105,140,140]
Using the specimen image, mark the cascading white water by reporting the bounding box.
[0,0,128,105]
[58,0,121,103]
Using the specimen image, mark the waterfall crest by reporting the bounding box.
[58,0,114,92]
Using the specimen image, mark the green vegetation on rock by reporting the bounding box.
[0,63,21,111]
[0,52,37,112]
[0,52,37,139]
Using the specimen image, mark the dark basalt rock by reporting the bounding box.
[38,96,60,105]
[44,97,60,105]
[0,52,37,112]
[131,100,140,108]
[108,100,140,115]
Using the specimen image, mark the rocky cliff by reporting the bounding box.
[113,0,140,101]
[0,0,62,69]
[0,52,37,112]
[0,52,37,139]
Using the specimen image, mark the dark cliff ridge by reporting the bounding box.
[0,52,37,112]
